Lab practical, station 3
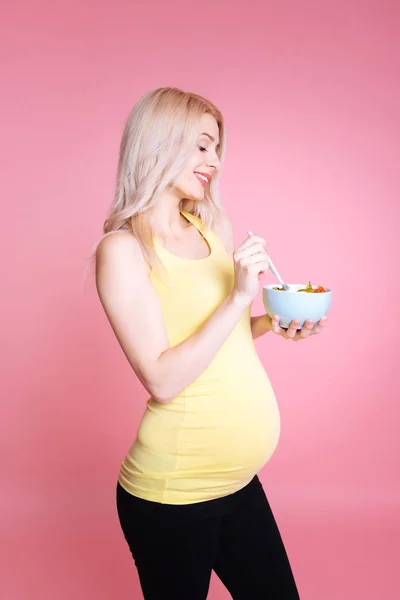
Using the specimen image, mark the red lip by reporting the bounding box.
[194,173,207,188]
[194,171,212,181]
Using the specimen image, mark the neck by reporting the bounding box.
[151,192,190,237]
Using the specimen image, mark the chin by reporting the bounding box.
[187,187,205,202]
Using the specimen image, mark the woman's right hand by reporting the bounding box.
[231,233,269,307]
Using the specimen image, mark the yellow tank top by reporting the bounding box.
[118,210,281,504]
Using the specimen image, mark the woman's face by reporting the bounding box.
[173,113,221,201]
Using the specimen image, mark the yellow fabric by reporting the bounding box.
[118,210,281,504]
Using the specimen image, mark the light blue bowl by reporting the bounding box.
[262,284,333,329]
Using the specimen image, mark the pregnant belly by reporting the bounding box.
[137,376,281,478]
[183,392,280,474]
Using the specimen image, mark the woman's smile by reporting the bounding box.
[194,171,211,188]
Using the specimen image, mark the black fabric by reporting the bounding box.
[116,475,300,599]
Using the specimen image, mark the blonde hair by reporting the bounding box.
[83,87,226,286]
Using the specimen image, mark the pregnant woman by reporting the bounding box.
[94,87,327,599]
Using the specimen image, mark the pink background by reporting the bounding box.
[2,1,399,598]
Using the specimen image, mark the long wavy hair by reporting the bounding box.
[83,87,227,285]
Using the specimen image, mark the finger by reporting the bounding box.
[234,243,267,261]
[271,315,284,335]
[239,252,269,267]
[258,269,268,280]
[311,316,328,335]
[245,261,270,278]
[238,234,267,252]
[271,315,293,336]
[285,319,300,339]
[298,319,314,339]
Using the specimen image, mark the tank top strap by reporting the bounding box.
[180,210,230,260]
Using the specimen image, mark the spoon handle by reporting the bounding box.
[247,230,286,287]
[267,256,286,287]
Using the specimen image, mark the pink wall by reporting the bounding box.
[2,1,399,598]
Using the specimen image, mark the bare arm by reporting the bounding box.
[250,314,273,339]
[95,231,252,404]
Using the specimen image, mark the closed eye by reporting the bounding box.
[198,145,208,152]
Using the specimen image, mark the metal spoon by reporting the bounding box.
[247,230,292,291]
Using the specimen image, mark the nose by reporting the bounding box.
[205,150,221,171]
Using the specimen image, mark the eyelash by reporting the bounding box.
[198,146,207,153]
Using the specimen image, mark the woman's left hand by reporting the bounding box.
[270,315,328,341]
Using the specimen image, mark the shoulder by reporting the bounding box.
[95,230,149,277]
[96,229,139,259]
[213,213,234,255]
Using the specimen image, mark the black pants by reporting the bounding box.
[116,476,300,599]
